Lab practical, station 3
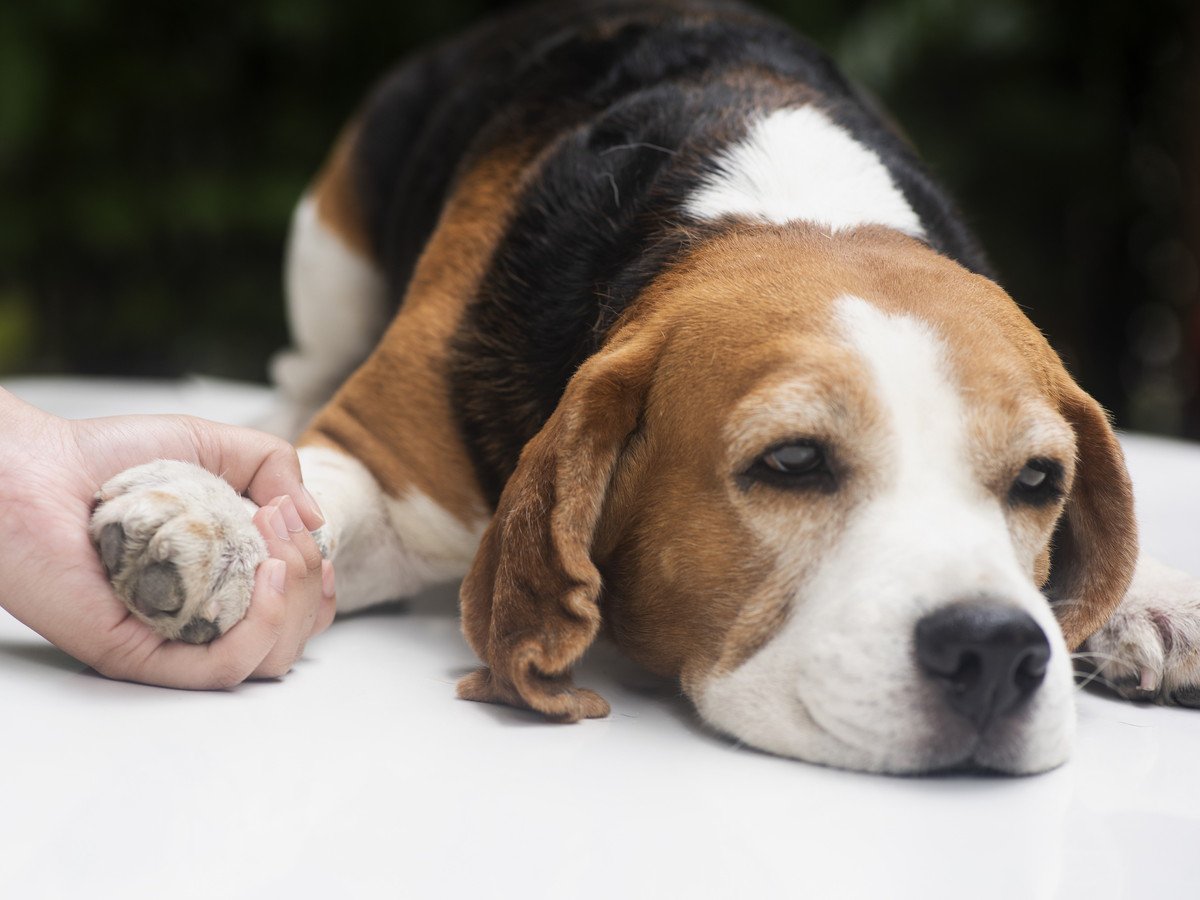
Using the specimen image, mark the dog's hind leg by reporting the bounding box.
[260,123,389,441]
[1080,554,1200,705]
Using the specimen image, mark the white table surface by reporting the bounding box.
[2,377,1199,900]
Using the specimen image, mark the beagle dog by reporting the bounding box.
[90,0,1200,774]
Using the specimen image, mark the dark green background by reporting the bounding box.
[3,0,1198,436]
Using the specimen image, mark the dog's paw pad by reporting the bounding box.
[131,560,185,617]
[178,617,221,645]
[98,522,127,576]
[89,460,268,643]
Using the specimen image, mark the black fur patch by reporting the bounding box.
[352,0,994,505]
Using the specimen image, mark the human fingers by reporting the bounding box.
[101,560,289,690]
[74,414,326,531]
[312,560,337,637]
[248,497,328,678]
[180,419,326,530]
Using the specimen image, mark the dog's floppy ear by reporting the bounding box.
[1045,381,1138,650]
[456,328,661,721]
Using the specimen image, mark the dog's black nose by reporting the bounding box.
[914,601,1051,729]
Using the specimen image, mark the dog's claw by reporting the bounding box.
[1138,666,1157,693]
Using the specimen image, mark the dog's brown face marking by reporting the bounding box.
[597,282,888,690]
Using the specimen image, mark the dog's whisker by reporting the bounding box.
[598,142,677,156]
[1070,650,1125,665]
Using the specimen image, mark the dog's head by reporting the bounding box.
[457,224,1136,774]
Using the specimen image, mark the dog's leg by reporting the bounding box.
[260,196,387,440]
[293,444,483,614]
[90,445,484,640]
[1080,554,1200,705]
[260,128,389,441]
[91,130,529,640]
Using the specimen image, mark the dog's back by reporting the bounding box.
[297,0,991,500]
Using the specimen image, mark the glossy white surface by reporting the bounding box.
[2,378,1199,899]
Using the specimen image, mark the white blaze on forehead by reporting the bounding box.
[835,295,971,497]
[685,105,925,238]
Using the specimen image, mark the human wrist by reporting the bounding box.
[0,388,65,469]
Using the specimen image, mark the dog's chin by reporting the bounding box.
[695,685,1075,776]
[716,718,1070,777]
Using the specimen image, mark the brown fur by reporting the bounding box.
[299,141,542,525]
[311,118,374,260]
[594,234,891,689]
[1044,384,1138,648]
[457,325,665,721]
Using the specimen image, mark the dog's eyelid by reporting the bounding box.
[1021,456,1063,476]
[738,436,822,467]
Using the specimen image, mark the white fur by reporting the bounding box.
[298,446,484,614]
[1084,554,1200,700]
[685,106,925,237]
[263,196,388,439]
[697,296,1075,773]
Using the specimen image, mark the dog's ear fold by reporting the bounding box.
[1045,382,1138,650]
[456,329,660,721]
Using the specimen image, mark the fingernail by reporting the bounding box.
[269,507,290,541]
[268,558,287,593]
[300,485,325,526]
[321,560,335,598]
[280,496,304,533]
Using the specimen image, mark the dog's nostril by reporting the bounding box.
[914,600,1051,729]
[1014,647,1050,692]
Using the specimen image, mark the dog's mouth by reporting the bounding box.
[793,689,1060,776]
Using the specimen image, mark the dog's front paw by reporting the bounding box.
[1082,556,1200,706]
[89,460,267,643]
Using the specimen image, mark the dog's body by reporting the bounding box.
[91,0,1200,774]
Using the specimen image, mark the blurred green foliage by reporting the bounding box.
[1,0,1197,435]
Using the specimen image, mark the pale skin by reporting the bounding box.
[0,388,336,688]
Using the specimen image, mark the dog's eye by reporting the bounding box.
[763,444,821,474]
[742,441,834,491]
[1009,458,1063,506]
[1016,465,1046,489]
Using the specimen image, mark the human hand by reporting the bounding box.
[0,389,336,688]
